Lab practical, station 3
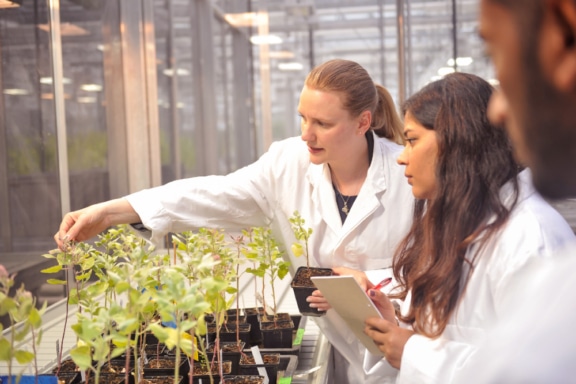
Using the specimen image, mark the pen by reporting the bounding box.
[372,277,392,291]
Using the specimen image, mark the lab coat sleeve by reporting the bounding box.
[124,139,299,245]
[396,333,475,383]
[363,327,475,383]
[362,320,411,379]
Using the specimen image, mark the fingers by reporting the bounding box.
[55,218,72,249]
[365,316,394,332]
[306,290,331,311]
[331,266,349,275]
[367,288,389,306]
[332,266,369,290]
[54,211,82,250]
[364,328,387,356]
[364,318,392,355]
[54,232,70,250]
[367,289,398,323]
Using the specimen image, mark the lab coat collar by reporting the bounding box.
[500,168,536,209]
[470,169,536,247]
[307,131,390,234]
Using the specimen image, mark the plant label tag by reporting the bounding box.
[250,346,269,384]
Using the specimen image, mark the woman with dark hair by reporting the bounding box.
[362,72,575,382]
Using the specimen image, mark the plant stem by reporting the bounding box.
[124,345,131,384]
[31,326,38,384]
[56,265,71,376]
[8,304,14,380]
[305,238,310,270]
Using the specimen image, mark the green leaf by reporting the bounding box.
[14,350,34,364]
[70,345,94,370]
[41,265,63,274]
[81,257,95,271]
[110,346,125,359]
[278,263,290,280]
[163,328,179,350]
[192,316,206,336]
[46,278,67,285]
[245,267,265,277]
[28,307,42,328]
[76,271,92,282]
[148,323,170,343]
[179,334,193,356]
[0,339,11,360]
[68,289,79,305]
[92,339,110,362]
[291,243,303,257]
[14,324,31,342]
[117,318,139,334]
[0,296,16,316]
[115,281,130,294]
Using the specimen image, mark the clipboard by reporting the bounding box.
[311,275,384,356]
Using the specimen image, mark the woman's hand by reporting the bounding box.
[306,266,371,312]
[332,266,371,290]
[364,289,413,369]
[54,198,140,250]
[367,286,397,323]
[306,289,331,311]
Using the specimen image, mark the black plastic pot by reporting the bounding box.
[55,372,81,384]
[208,323,252,345]
[239,353,280,384]
[206,341,245,375]
[290,266,334,317]
[190,360,232,384]
[259,318,294,349]
[143,356,189,377]
[221,375,265,384]
[243,307,264,345]
[140,375,183,384]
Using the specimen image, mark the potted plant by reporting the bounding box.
[169,228,239,384]
[42,225,176,384]
[205,233,248,375]
[147,264,210,384]
[238,230,264,347]
[243,227,293,348]
[289,211,333,317]
[41,238,102,379]
[67,226,156,384]
[42,225,148,384]
[31,219,306,383]
[0,269,56,384]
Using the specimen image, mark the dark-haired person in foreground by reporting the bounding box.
[362,72,574,382]
[451,0,576,382]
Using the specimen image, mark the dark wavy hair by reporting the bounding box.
[391,72,521,337]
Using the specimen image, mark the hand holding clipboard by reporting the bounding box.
[311,275,385,355]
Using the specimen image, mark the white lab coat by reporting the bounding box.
[126,132,415,383]
[363,170,576,383]
[453,241,576,384]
